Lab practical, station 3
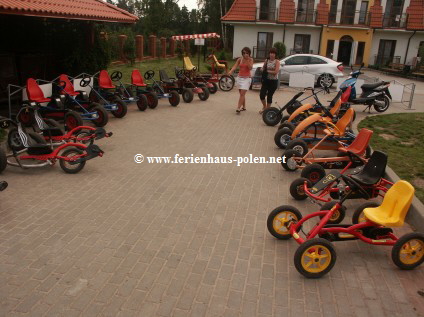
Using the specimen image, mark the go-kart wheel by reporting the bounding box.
[274,128,293,149]
[219,75,234,91]
[8,129,46,151]
[319,201,346,224]
[117,86,133,99]
[65,111,84,131]
[146,91,158,109]
[209,82,218,94]
[90,103,109,127]
[278,115,290,128]
[294,238,337,278]
[110,71,123,81]
[392,233,424,270]
[60,147,86,174]
[287,100,302,115]
[278,122,296,132]
[17,108,35,127]
[182,88,194,103]
[44,119,64,134]
[89,90,100,103]
[0,148,6,173]
[286,139,308,156]
[169,91,180,107]
[111,98,128,118]
[267,205,302,240]
[281,149,301,172]
[74,131,93,145]
[198,86,210,101]
[262,107,282,126]
[352,202,380,224]
[136,94,148,111]
[290,178,312,201]
[301,164,326,185]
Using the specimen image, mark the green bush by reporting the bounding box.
[273,42,286,59]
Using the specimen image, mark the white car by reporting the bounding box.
[251,54,344,88]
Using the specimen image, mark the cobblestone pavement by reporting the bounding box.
[0,75,423,316]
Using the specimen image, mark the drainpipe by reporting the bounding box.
[404,30,416,65]
[317,25,323,55]
[283,24,286,44]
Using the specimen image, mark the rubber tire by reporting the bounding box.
[146,91,159,109]
[136,94,148,111]
[89,90,100,103]
[290,178,313,201]
[274,127,293,149]
[209,82,218,94]
[294,238,337,278]
[65,111,84,131]
[44,118,64,134]
[218,75,234,91]
[300,163,326,184]
[182,88,194,103]
[280,115,290,124]
[198,87,210,101]
[8,129,47,151]
[374,95,390,113]
[90,104,109,127]
[391,233,424,270]
[59,147,86,174]
[286,139,309,156]
[319,201,346,224]
[169,91,180,106]
[267,205,302,240]
[317,74,334,88]
[352,202,380,224]
[0,148,6,173]
[278,122,296,131]
[111,98,128,118]
[281,149,301,171]
[262,107,282,126]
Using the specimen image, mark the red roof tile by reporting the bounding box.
[221,0,256,22]
[0,0,138,23]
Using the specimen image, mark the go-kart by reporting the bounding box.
[143,70,180,107]
[19,78,84,131]
[289,150,393,205]
[86,70,128,118]
[129,69,159,109]
[267,179,424,278]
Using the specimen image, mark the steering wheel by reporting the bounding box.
[111,71,122,81]
[144,70,155,80]
[318,103,333,119]
[0,118,10,129]
[341,174,370,199]
[80,76,91,88]
[175,69,185,79]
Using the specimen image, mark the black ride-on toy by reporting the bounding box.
[143,70,180,107]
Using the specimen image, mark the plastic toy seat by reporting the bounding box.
[331,108,355,136]
[131,70,147,87]
[337,128,373,155]
[184,56,197,71]
[159,70,176,84]
[26,78,51,103]
[212,55,226,69]
[59,74,79,96]
[350,150,387,185]
[363,180,414,227]
[99,70,115,89]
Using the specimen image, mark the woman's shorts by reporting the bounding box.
[236,77,252,90]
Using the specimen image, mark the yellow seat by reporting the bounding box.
[212,55,226,69]
[363,180,415,227]
[183,56,196,71]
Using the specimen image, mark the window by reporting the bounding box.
[326,40,335,58]
[341,0,357,25]
[259,0,277,20]
[377,39,396,66]
[355,42,366,64]
[329,0,338,23]
[297,0,315,23]
[285,56,309,65]
[309,57,327,64]
[293,34,311,54]
[256,32,273,59]
[359,1,368,24]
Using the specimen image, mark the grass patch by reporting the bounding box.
[358,113,424,202]
[108,54,236,84]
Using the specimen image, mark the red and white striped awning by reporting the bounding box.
[171,33,221,41]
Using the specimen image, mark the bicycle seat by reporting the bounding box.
[59,74,79,96]
[26,78,51,103]
[27,144,53,155]
[350,150,387,186]
[99,70,115,89]
[363,180,414,227]
[131,70,147,87]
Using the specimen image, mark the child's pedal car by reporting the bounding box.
[143,70,180,107]
[268,180,424,278]
[130,69,159,109]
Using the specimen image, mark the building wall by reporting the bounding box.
[370,30,424,66]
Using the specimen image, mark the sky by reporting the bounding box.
[178,0,199,11]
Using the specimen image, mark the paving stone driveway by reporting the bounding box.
[0,81,423,316]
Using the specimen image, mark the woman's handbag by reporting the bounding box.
[261,59,268,82]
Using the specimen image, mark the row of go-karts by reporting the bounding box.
[263,86,424,278]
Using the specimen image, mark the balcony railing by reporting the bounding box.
[382,13,408,28]
[295,9,316,24]
[329,10,370,26]
[253,46,271,59]
[257,7,278,22]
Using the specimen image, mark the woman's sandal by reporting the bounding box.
[236,109,241,114]
[241,108,246,111]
